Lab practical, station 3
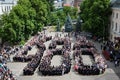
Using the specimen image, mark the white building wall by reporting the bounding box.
[110,8,120,41]
[54,1,63,9]
[0,4,13,15]
[0,0,17,15]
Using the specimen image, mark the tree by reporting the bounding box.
[63,6,78,18]
[56,10,66,26]
[80,0,111,38]
[63,6,72,15]
[47,0,55,11]
[0,0,50,44]
[49,12,58,25]
[49,6,78,27]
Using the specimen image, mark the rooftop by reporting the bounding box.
[0,0,17,4]
[111,0,120,8]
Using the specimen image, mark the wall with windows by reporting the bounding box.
[110,8,120,41]
[0,0,17,15]
[54,0,63,9]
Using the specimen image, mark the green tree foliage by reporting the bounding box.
[49,12,58,25]
[63,6,78,19]
[47,0,55,11]
[49,6,78,26]
[0,0,50,44]
[80,0,111,37]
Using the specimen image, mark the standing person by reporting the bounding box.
[116,59,120,67]
[110,50,114,61]
[114,56,119,67]
[62,63,66,75]
[60,33,61,37]
[115,60,118,67]
[62,67,64,75]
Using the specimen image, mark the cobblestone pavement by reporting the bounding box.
[7,32,120,80]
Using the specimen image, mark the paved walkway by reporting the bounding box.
[7,32,120,80]
[82,55,93,65]
[51,55,62,66]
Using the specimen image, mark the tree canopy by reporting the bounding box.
[49,6,78,27]
[0,0,50,44]
[80,0,111,37]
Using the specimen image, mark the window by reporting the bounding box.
[6,6,8,12]
[9,6,10,10]
[116,13,118,19]
[113,12,114,18]
[1,6,3,12]
[5,6,6,12]
[111,35,113,40]
[112,21,114,29]
[115,23,117,31]
[7,6,9,11]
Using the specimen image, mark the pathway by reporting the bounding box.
[82,55,93,65]
[51,55,62,66]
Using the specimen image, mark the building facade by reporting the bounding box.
[74,0,84,12]
[0,0,17,15]
[54,0,63,9]
[54,0,75,9]
[110,0,120,41]
[53,0,84,9]
[74,0,83,8]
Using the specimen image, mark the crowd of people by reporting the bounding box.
[0,31,110,78]
[23,49,44,75]
[0,31,52,78]
[0,46,17,80]
[39,36,72,76]
[49,41,56,49]
[73,36,94,50]
[22,32,53,75]
[102,39,120,67]
[39,48,71,75]
[13,32,52,62]
[73,36,107,75]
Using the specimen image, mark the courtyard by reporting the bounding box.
[6,31,120,80]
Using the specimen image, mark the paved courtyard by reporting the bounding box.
[7,31,120,80]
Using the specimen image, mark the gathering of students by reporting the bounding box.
[39,35,72,76]
[102,38,120,67]
[73,36,107,75]
[0,46,16,79]
[0,31,111,79]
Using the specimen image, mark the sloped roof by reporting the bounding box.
[111,0,120,8]
[63,3,71,6]
[0,0,12,3]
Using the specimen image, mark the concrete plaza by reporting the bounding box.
[7,32,120,80]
